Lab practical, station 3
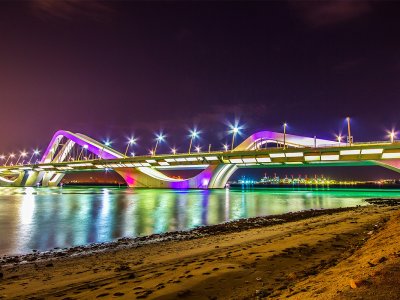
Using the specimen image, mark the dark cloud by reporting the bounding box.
[31,0,113,21]
[291,1,372,27]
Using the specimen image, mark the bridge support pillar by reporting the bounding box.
[115,164,238,189]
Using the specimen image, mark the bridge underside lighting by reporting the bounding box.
[229,158,243,163]
[269,153,285,158]
[156,164,209,170]
[340,149,360,155]
[285,152,304,157]
[205,156,219,161]
[305,155,320,161]
[67,163,93,167]
[361,149,383,154]
[242,158,257,163]
[256,157,271,163]
[321,155,339,161]
[382,152,400,159]
[57,166,73,170]
[186,157,199,161]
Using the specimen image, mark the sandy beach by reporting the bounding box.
[1,202,400,299]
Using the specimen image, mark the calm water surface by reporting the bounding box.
[0,186,399,256]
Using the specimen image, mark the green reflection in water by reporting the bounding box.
[0,186,399,256]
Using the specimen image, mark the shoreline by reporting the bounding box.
[1,199,400,299]
[1,206,360,265]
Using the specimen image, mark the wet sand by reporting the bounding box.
[1,202,400,299]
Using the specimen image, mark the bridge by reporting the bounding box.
[1,129,399,188]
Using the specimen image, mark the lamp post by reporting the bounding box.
[78,145,88,161]
[188,129,199,154]
[0,155,5,165]
[99,140,111,159]
[153,133,165,156]
[346,117,353,146]
[171,148,177,155]
[28,149,40,164]
[125,137,137,157]
[195,146,201,153]
[337,134,343,146]
[5,153,15,166]
[231,127,239,151]
[283,123,287,149]
[223,144,229,151]
[390,130,396,143]
[16,151,27,165]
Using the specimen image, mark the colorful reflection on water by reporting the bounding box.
[0,186,399,255]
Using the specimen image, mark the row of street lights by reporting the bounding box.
[0,150,40,166]
[1,118,398,166]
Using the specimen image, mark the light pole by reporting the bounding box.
[171,147,177,155]
[283,123,287,149]
[337,134,343,146]
[188,129,199,154]
[29,149,40,164]
[0,155,5,165]
[78,145,88,161]
[5,153,15,166]
[390,130,396,143]
[153,132,165,156]
[99,140,111,159]
[195,146,201,153]
[231,127,239,151]
[223,144,229,151]
[16,151,27,165]
[124,137,137,157]
[346,117,353,146]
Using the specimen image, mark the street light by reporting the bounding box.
[389,130,396,143]
[29,149,40,164]
[5,153,15,166]
[16,151,27,165]
[125,137,137,156]
[283,123,287,149]
[223,144,229,151]
[346,117,353,146]
[188,129,199,154]
[336,134,343,146]
[153,132,165,156]
[78,145,88,161]
[99,139,112,159]
[171,147,177,155]
[195,146,201,153]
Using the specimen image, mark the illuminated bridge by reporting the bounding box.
[1,129,400,188]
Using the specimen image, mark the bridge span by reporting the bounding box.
[1,130,400,188]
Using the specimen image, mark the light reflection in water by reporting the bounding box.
[0,186,399,256]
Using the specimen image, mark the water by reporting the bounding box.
[0,186,399,256]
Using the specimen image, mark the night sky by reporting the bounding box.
[1,1,400,180]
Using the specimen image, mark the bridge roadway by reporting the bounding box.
[0,129,399,188]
